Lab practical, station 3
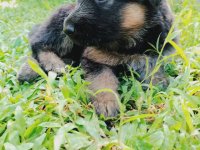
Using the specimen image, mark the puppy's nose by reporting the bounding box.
[63,23,75,35]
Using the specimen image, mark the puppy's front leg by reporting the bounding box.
[17,51,67,83]
[82,59,119,117]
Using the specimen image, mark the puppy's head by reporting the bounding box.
[63,0,162,48]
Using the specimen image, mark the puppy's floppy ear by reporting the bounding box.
[149,0,162,7]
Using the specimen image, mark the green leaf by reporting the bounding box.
[54,123,76,150]
[39,122,61,128]
[54,127,65,150]
[24,120,41,139]
[0,132,8,150]
[146,131,164,149]
[67,132,92,150]
[76,117,102,141]
[169,40,189,65]
[15,106,26,136]
[4,143,17,150]
[28,59,48,81]
[17,143,33,150]
[48,71,57,85]
[182,102,194,132]
[122,114,156,125]
[33,133,46,150]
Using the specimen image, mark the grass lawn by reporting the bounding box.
[0,0,200,149]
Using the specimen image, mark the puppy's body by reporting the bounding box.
[18,0,177,117]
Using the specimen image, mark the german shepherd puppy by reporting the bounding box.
[18,0,177,117]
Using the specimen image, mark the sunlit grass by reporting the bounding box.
[0,0,200,149]
[0,0,17,8]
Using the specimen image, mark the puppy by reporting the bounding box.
[18,0,177,117]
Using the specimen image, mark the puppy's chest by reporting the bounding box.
[83,47,145,66]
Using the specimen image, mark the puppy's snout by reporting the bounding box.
[63,22,75,35]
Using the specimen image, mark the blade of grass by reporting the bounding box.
[169,40,189,65]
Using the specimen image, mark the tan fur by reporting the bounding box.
[86,67,119,117]
[83,47,123,66]
[38,51,66,73]
[121,3,146,30]
[87,67,119,91]
[83,47,147,66]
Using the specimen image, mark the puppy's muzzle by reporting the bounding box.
[63,21,75,36]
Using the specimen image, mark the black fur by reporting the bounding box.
[30,4,83,66]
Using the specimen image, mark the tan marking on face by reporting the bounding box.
[121,3,146,30]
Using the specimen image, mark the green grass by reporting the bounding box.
[0,0,200,149]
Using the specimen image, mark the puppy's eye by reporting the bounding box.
[95,0,108,4]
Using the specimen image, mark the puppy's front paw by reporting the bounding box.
[44,61,66,74]
[92,92,119,117]
[38,51,66,74]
